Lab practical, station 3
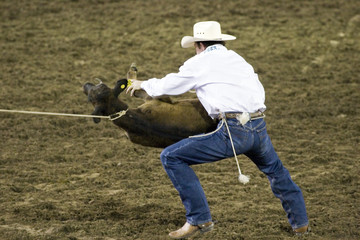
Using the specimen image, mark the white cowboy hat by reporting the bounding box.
[181,21,236,48]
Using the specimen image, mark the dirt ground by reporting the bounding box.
[0,0,359,239]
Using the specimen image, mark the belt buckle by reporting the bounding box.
[236,112,250,125]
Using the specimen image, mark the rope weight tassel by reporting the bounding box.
[238,172,250,184]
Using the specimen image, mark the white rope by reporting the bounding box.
[223,118,250,184]
[0,109,127,121]
[189,120,224,138]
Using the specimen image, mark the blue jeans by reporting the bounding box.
[160,118,308,229]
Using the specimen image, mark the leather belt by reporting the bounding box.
[220,111,265,120]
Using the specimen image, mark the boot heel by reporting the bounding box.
[199,222,214,233]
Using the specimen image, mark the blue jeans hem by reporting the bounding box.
[187,218,212,226]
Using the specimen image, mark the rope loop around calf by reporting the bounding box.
[109,110,128,121]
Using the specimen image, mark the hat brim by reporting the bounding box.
[181,34,236,48]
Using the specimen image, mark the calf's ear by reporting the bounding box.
[113,79,128,97]
[83,83,95,95]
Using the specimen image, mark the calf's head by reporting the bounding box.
[83,79,129,123]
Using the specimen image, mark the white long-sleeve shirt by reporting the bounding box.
[141,44,266,118]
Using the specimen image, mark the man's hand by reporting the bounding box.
[126,79,143,96]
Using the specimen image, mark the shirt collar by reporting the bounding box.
[203,44,227,54]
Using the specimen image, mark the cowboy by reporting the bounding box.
[127,21,309,239]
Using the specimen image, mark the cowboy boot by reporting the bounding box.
[169,221,214,239]
[294,225,310,236]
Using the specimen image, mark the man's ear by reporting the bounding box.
[195,42,205,54]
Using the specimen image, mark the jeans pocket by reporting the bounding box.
[255,120,268,141]
[227,124,249,145]
[229,120,249,133]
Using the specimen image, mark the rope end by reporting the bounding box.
[238,174,250,184]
